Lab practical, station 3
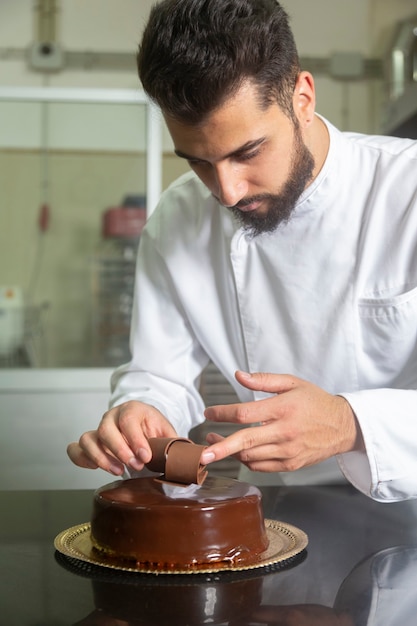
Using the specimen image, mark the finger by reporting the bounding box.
[205,433,287,460]
[205,432,225,445]
[204,390,288,427]
[96,411,147,470]
[201,424,276,464]
[79,430,128,474]
[67,438,125,476]
[111,404,177,465]
[235,370,300,393]
[203,432,290,469]
[204,399,268,425]
[66,442,99,469]
[241,458,297,472]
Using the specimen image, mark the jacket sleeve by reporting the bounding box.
[108,222,210,437]
[337,388,417,502]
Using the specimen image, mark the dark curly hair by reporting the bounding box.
[137,0,300,124]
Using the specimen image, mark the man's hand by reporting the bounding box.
[67,400,177,476]
[201,371,363,472]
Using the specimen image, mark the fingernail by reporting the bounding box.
[109,464,124,476]
[238,370,252,380]
[136,447,152,464]
[129,457,144,471]
[201,451,215,464]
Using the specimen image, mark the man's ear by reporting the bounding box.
[292,71,316,128]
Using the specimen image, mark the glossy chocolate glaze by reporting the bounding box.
[90,476,269,569]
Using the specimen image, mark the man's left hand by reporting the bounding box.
[201,370,363,472]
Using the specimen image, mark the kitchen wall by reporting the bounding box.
[0,0,416,367]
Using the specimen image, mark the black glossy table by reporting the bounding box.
[2,484,417,625]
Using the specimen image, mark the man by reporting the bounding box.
[68,0,417,501]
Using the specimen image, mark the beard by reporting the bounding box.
[227,122,315,237]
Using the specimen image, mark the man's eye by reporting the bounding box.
[237,149,260,162]
[187,159,206,167]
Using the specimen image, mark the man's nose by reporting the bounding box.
[213,162,247,207]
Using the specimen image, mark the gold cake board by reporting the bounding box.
[54,519,308,575]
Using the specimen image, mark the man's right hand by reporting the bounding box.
[66,400,177,476]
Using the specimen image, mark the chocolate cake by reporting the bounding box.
[90,475,269,570]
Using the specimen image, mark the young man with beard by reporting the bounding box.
[68,0,417,502]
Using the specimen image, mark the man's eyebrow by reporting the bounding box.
[174,137,266,161]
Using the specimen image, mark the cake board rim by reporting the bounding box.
[54,519,308,576]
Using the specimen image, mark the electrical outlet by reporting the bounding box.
[27,41,65,72]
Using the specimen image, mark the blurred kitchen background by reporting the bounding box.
[0,0,416,488]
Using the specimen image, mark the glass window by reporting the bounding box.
[0,87,162,368]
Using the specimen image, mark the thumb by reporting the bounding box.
[235,370,299,394]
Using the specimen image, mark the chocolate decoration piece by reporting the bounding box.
[145,437,190,473]
[146,437,208,485]
[165,440,208,485]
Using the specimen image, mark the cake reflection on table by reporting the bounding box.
[71,575,355,626]
[74,575,264,625]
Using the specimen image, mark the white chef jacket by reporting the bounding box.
[334,546,417,625]
[110,116,417,502]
